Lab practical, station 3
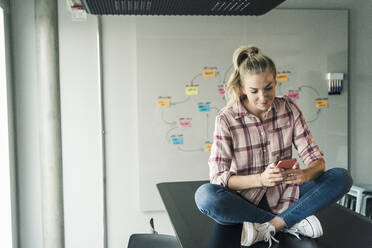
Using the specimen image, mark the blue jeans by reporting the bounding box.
[195,168,353,228]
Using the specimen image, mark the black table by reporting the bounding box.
[157,180,372,248]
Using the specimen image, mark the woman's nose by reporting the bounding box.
[258,91,266,100]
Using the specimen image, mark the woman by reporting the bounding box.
[194,46,353,247]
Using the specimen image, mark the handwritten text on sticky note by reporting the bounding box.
[203,69,216,78]
[179,119,192,128]
[198,104,210,112]
[276,73,289,82]
[171,137,184,145]
[205,143,212,152]
[217,87,225,95]
[288,91,299,100]
[157,99,170,107]
[316,98,329,108]
[186,87,198,95]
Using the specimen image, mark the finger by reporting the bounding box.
[284,180,295,185]
[282,171,296,177]
[284,169,301,176]
[269,167,282,173]
[292,162,299,169]
[270,177,285,182]
[284,174,297,181]
[284,175,298,183]
[267,163,276,169]
[284,175,297,181]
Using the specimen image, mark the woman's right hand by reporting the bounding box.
[259,163,285,187]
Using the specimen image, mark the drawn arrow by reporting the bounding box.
[165,126,178,143]
[161,109,177,125]
[177,147,204,152]
[171,96,191,106]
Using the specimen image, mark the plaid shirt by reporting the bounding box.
[209,96,324,214]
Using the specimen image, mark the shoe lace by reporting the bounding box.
[284,227,302,240]
[262,229,279,248]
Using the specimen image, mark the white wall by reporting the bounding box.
[58,4,175,248]
[101,16,175,247]
[280,0,372,185]
[58,5,104,248]
[9,0,372,248]
[0,6,13,248]
[10,0,42,247]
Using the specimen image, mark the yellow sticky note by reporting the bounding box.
[205,144,212,152]
[316,99,328,108]
[203,69,216,78]
[186,87,198,95]
[157,99,170,107]
[276,73,289,82]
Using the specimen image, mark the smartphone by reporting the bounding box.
[276,158,297,169]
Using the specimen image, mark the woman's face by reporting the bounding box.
[241,70,276,114]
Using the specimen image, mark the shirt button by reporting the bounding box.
[261,132,265,136]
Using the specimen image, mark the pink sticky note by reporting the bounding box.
[179,119,192,128]
[288,91,299,100]
[218,87,225,95]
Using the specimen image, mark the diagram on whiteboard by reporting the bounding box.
[137,11,348,212]
[157,67,330,153]
[157,67,225,153]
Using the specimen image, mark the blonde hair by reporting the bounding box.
[225,46,276,106]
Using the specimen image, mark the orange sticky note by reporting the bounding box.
[205,143,212,152]
[203,69,216,78]
[157,99,170,107]
[316,99,328,108]
[276,73,289,82]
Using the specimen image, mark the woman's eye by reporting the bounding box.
[265,87,273,91]
[250,91,257,94]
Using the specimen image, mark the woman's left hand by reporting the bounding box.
[283,162,307,185]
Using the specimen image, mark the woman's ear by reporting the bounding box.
[240,81,247,95]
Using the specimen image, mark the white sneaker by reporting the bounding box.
[283,215,323,239]
[241,222,279,247]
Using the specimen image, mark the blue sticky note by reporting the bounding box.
[198,104,210,112]
[171,137,183,145]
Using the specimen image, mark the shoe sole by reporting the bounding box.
[306,215,323,238]
[241,222,255,246]
[246,222,255,244]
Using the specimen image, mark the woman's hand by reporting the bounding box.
[259,163,285,187]
[283,162,307,185]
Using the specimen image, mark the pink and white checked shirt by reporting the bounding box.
[209,96,324,214]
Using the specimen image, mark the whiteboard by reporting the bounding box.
[137,10,348,211]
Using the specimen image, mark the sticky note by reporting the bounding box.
[198,104,210,112]
[186,87,198,95]
[171,137,183,145]
[179,119,192,128]
[205,143,212,152]
[276,73,289,82]
[217,87,225,95]
[157,99,170,107]
[316,99,329,108]
[288,91,299,100]
[203,69,216,78]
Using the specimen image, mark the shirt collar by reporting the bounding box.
[232,98,277,120]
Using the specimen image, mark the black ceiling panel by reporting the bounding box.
[81,0,285,16]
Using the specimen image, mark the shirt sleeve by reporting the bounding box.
[287,97,324,167]
[208,114,236,187]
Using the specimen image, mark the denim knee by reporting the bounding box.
[327,167,353,193]
[194,183,220,212]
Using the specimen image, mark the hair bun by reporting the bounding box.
[247,46,260,57]
[233,46,261,69]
